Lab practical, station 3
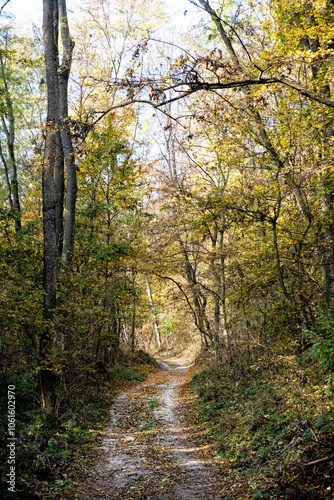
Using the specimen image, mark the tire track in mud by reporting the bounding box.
[76,360,231,499]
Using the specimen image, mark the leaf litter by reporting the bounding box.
[69,359,233,499]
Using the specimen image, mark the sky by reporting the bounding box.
[7,0,198,33]
[4,0,203,155]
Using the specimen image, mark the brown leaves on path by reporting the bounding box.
[69,359,233,499]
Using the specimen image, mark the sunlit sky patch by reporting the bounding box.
[7,0,198,33]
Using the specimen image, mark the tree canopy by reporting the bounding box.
[1,0,334,498]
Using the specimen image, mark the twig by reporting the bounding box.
[0,0,11,16]
[303,455,334,467]
[311,439,334,451]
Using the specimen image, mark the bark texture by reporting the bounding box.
[59,0,76,263]
[40,0,75,416]
[40,0,60,416]
[0,55,21,231]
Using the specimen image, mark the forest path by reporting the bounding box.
[76,359,231,499]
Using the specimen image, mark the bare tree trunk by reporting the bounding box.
[144,273,161,349]
[219,230,229,339]
[39,0,61,417]
[131,303,136,352]
[271,216,298,336]
[55,137,64,257]
[0,56,21,231]
[320,182,334,308]
[131,269,136,352]
[39,0,75,415]
[178,236,213,346]
[42,0,59,319]
[0,138,13,208]
[59,0,76,263]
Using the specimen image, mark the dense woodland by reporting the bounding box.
[1,0,334,498]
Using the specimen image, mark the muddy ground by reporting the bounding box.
[71,359,233,499]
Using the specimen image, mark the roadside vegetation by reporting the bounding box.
[0,351,156,499]
[191,316,334,499]
[1,0,334,498]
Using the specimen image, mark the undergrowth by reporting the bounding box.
[0,351,154,499]
[144,397,161,432]
[108,364,146,382]
[191,349,334,499]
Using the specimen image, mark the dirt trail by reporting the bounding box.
[76,359,231,499]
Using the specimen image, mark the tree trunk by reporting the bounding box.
[59,0,76,263]
[131,269,136,352]
[0,138,13,209]
[321,182,334,309]
[39,0,61,417]
[144,273,161,349]
[0,56,21,231]
[55,136,64,257]
[42,0,59,319]
[178,236,213,346]
[199,0,334,314]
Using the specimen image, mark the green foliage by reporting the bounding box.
[148,397,160,409]
[158,315,177,338]
[304,311,334,372]
[191,352,334,499]
[0,355,150,499]
[108,364,146,382]
[0,87,149,497]
[144,397,160,433]
[2,0,334,497]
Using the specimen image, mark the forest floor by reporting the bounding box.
[67,358,233,499]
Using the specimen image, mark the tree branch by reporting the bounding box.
[91,75,334,130]
[152,271,204,334]
[0,0,11,16]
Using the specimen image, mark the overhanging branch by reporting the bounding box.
[92,75,334,129]
[0,0,11,16]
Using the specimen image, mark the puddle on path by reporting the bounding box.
[75,360,231,499]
